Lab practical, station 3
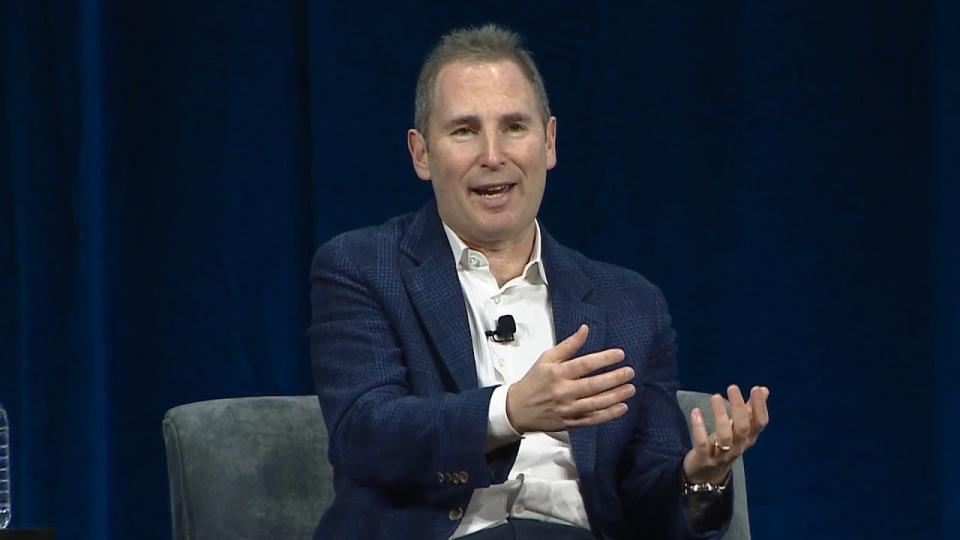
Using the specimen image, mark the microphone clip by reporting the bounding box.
[485,315,516,343]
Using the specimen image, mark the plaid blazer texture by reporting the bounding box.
[309,202,730,540]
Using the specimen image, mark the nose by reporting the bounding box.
[479,131,505,169]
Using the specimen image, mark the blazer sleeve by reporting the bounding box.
[308,238,507,496]
[617,285,733,539]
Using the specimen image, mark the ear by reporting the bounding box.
[545,116,557,171]
[407,129,431,181]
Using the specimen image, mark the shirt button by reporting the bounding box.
[449,506,464,521]
[514,503,525,514]
[468,255,480,267]
[493,296,501,304]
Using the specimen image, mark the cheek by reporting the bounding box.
[515,142,549,169]
[429,165,465,203]
[431,157,473,187]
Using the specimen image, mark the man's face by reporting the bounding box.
[408,60,557,249]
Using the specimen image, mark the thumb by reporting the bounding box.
[544,324,589,363]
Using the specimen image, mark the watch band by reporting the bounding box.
[681,480,728,496]
[680,468,730,497]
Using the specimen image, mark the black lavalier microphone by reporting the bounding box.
[485,315,517,343]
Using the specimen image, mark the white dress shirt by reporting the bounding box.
[443,222,591,539]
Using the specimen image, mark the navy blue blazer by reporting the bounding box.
[309,202,731,539]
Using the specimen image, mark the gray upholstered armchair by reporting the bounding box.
[162,396,334,539]
[162,391,750,539]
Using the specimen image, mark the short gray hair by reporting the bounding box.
[414,24,551,136]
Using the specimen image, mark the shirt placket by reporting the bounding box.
[482,284,510,385]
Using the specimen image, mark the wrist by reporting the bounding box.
[680,466,731,497]
[680,467,733,492]
[682,452,732,485]
[504,384,526,434]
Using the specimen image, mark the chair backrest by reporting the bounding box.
[162,395,334,540]
[676,390,751,540]
[163,392,749,540]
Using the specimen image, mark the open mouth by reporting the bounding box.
[470,183,516,198]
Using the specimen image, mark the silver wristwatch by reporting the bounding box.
[680,469,730,497]
[681,480,728,497]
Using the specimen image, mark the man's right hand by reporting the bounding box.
[505,324,636,434]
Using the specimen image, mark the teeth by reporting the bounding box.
[474,184,511,196]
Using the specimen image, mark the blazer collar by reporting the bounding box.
[399,201,450,265]
[539,225,603,359]
[400,203,479,391]
[540,225,605,491]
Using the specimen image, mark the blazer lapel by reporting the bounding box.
[541,229,605,498]
[400,203,478,391]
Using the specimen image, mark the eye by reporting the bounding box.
[451,126,475,136]
[507,122,527,133]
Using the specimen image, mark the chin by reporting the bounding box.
[480,222,533,244]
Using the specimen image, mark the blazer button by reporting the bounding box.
[444,472,453,484]
[449,506,464,521]
[437,472,445,484]
[458,471,469,484]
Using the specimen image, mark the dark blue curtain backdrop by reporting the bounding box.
[2,1,956,538]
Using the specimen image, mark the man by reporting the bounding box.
[309,24,769,539]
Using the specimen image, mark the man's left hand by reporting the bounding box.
[682,385,770,485]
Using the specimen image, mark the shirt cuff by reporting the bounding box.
[485,384,522,452]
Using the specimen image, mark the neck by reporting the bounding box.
[462,224,536,287]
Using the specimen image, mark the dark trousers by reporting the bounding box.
[458,519,595,540]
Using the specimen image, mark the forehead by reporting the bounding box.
[431,60,538,119]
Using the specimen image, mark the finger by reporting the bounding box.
[710,394,733,446]
[562,402,628,428]
[749,386,770,434]
[543,324,589,364]
[564,383,636,417]
[563,348,626,379]
[689,408,711,456]
[568,363,633,399]
[727,385,751,444]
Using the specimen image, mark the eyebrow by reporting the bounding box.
[500,112,533,125]
[443,115,480,129]
[442,112,534,130]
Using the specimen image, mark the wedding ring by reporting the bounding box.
[713,439,732,452]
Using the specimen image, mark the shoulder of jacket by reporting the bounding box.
[558,244,660,296]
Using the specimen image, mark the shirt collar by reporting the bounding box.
[441,221,549,286]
